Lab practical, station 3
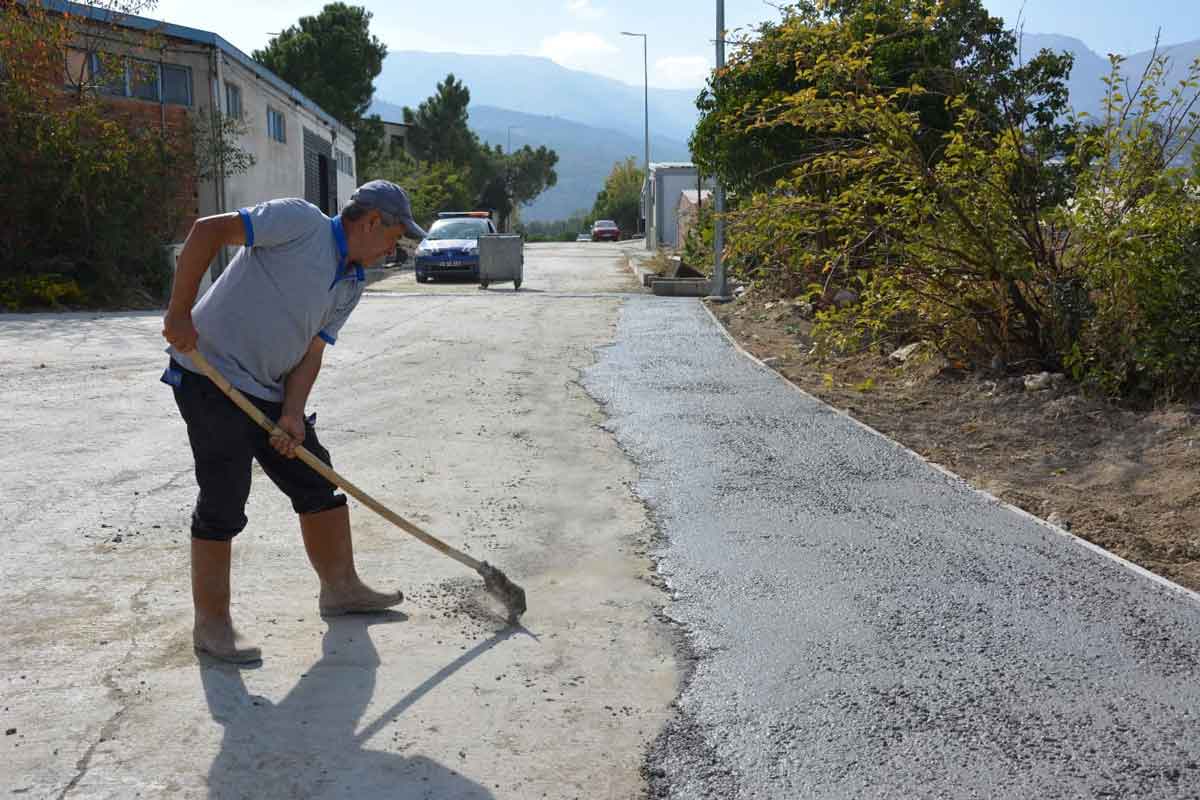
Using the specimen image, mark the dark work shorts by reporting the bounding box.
[166,360,346,541]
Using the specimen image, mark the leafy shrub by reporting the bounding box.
[0,276,85,309]
[696,0,1200,401]
[1063,54,1200,399]
[0,3,191,309]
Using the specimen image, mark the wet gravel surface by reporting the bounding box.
[583,298,1200,799]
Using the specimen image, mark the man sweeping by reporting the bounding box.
[161,181,427,664]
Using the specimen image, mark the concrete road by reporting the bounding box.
[9,238,1200,800]
[585,299,1200,799]
[0,242,676,799]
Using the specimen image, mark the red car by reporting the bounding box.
[591,220,621,241]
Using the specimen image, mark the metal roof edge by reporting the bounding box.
[211,34,355,141]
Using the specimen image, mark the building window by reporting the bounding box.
[84,53,191,106]
[65,49,88,88]
[162,65,192,106]
[267,107,287,143]
[336,149,353,176]
[130,59,159,101]
[225,82,242,119]
[90,52,127,96]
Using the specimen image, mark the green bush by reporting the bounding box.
[696,0,1200,401]
[0,276,86,309]
[1063,54,1200,399]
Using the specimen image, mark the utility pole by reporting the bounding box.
[621,31,650,237]
[709,0,730,300]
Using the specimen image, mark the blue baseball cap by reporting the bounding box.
[350,180,428,239]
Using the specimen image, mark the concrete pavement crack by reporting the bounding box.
[55,674,130,800]
[56,581,154,799]
[133,467,192,501]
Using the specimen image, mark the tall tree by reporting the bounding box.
[692,0,1070,196]
[402,75,481,167]
[506,145,559,212]
[366,153,475,227]
[591,157,645,234]
[253,3,386,172]
[477,144,559,230]
[400,75,557,228]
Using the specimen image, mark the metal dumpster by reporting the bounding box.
[478,234,524,290]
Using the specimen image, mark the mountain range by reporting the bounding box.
[373,51,703,143]
[1020,34,1200,119]
[369,99,691,221]
[369,36,1200,221]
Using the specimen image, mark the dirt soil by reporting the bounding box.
[706,292,1200,593]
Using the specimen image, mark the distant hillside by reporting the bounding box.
[1020,33,1113,115]
[372,51,702,143]
[370,100,691,222]
[1021,33,1200,119]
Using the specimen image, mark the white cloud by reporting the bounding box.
[538,31,619,71]
[566,0,606,20]
[654,56,711,89]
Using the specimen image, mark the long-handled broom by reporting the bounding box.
[184,349,528,624]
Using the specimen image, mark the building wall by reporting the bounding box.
[335,141,357,207]
[676,192,711,250]
[87,94,202,241]
[653,169,698,249]
[381,120,414,158]
[217,54,356,215]
[57,25,217,241]
[645,168,715,250]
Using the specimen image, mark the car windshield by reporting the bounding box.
[595,220,617,228]
[427,219,490,240]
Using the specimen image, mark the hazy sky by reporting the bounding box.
[144,0,1200,89]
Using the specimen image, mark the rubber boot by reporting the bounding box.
[191,538,262,664]
[299,504,404,616]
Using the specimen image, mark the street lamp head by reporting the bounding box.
[620,31,645,37]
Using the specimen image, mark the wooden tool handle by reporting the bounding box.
[184,349,482,572]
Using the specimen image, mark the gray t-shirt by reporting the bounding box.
[169,198,365,402]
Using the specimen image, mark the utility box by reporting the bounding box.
[478,235,524,290]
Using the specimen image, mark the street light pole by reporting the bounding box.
[710,0,730,300]
[621,31,650,237]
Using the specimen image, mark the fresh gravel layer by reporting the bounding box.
[584,297,1200,800]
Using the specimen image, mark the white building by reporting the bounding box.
[381,119,416,158]
[642,163,714,250]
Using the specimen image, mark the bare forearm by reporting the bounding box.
[167,214,244,314]
[282,346,323,419]
[167,229,221,313]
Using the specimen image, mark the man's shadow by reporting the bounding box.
[200,613,508,799]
